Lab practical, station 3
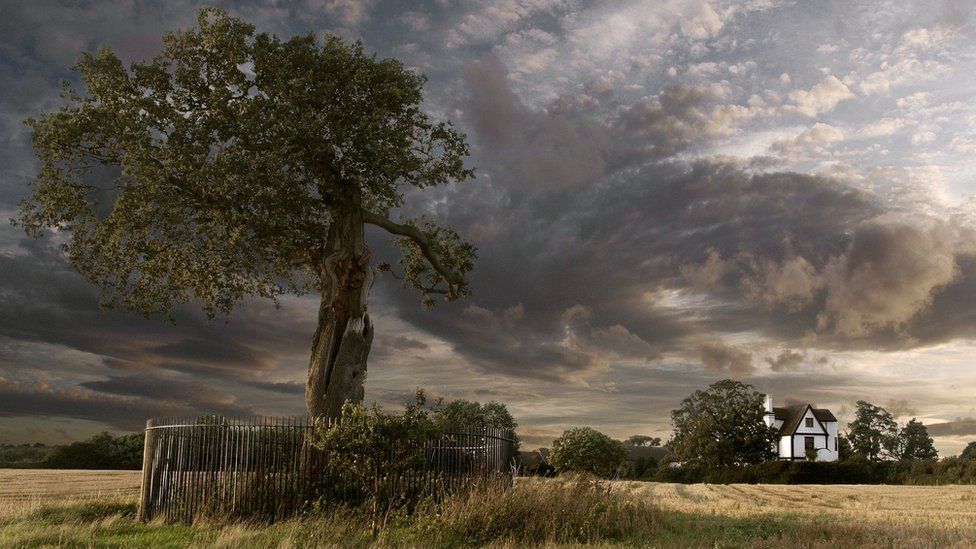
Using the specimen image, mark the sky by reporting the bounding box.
[2,0,976,455]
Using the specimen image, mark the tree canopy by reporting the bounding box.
[19,8,477,417]
[548,427,626,478]
[19,8,474,318]
[896,418,938,460]
[624,435,661,448]
[667,379,778,467]
[960,441,976,461]
[846,401,899,461]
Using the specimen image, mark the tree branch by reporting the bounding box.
[361,210,466,294]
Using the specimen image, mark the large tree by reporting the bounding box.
[18,9,475,418]
[846,401,899,461]
[668,379,778,467]
[896,418,938,461]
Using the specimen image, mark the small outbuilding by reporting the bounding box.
[763,395,839,461]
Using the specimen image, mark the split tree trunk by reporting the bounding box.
[306,207,374,419]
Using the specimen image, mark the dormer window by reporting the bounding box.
[805,418,813,428]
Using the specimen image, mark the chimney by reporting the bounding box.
[764,394,773,414]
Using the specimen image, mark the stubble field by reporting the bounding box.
[1,469,975,547]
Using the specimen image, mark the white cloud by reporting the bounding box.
[911,129,937,146]
[788,75,855,117]
[859,117,907,138]
[770,123,845,157]
[679,3,724,40]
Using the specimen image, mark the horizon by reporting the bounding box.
[2,0,976,456]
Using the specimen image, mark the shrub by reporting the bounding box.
[310,391,442,534]
[549,427,627,478]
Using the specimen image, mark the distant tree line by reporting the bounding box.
[520,379,976,485]
[0,432,144,469]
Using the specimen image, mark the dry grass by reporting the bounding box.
[3,470,976,547]
[623,481,976,529]
[0,469,140,518]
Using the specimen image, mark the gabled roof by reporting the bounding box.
[812,409,837,422]
[772,404,836,436]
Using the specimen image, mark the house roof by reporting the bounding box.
[773,404,836,436]
[812,409,837,422]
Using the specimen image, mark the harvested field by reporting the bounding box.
[625,481,976,525]
[2,471,975,547]
[0,469,140,518]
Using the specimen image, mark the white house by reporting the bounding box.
[763,395,839,461]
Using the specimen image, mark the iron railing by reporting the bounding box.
[138,416,516,523]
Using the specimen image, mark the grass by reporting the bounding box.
[2,470,976,547]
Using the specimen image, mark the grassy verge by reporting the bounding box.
[1,478,974,548]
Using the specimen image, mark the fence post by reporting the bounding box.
[137,418,155,521]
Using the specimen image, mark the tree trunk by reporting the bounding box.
[306,207,374,419]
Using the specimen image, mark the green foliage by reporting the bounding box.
[310,392,442,532]
[548,427,627,478]
[897,418,938,460]
[624,435,661,447]
[628,456,659,479]
[43,432,143,470]
[431,397,519,448]
[0,443,57,468]
[961,441,976,460]
[847,400,899,461]
[838,435,853,460]
[19,8,474,318]
[668,379,778,467]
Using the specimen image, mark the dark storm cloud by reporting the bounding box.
[765,349,805,372]
[0,378,251,431]
[700,341,753,375]
[378,53,976,383]
[390,157,888,380]
[388,336,430,352]
[80,374,246,411]
[927,418,976,437]
[463,56,611,195]
[0,236,310,389]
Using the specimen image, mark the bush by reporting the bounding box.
[43,432,143,469]
[549,427,627,478]
[310,392,443,534]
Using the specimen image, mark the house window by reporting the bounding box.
[805,418,814,428]
[805,436,815,450]
[834,438,837,451]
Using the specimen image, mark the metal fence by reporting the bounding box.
[138,416,517,523]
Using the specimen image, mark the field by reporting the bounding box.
[1,470,975,547]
